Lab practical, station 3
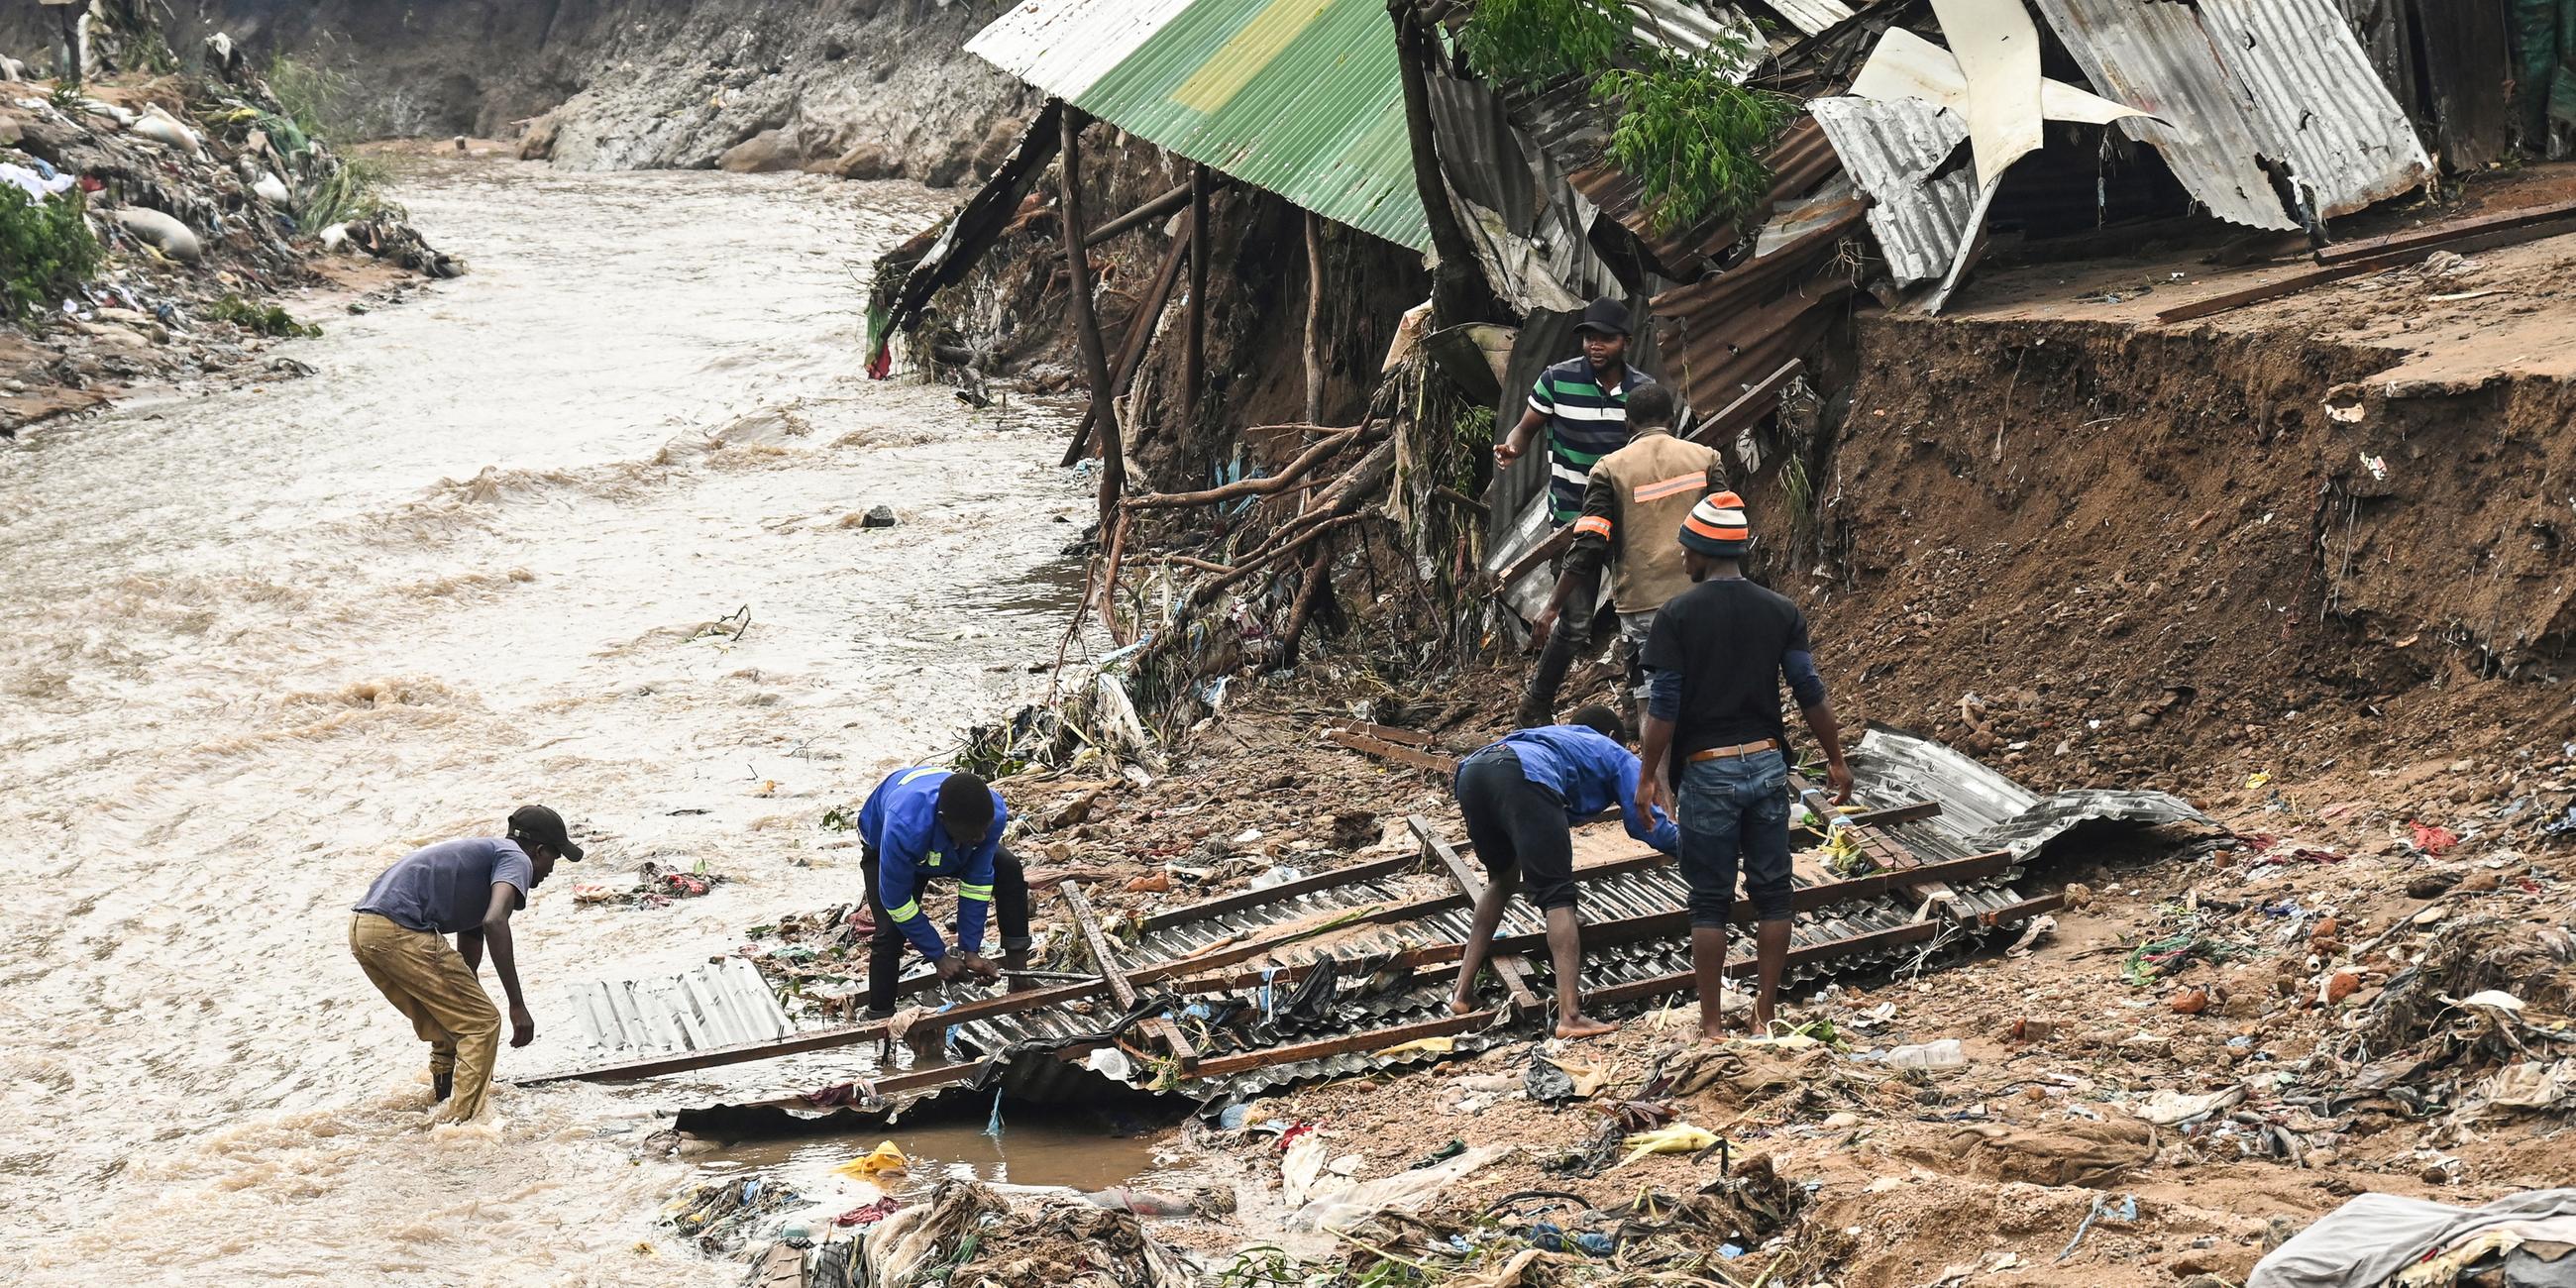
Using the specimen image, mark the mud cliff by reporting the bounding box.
[4,0,1035,183]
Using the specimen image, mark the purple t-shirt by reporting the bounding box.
[354,837,536,934]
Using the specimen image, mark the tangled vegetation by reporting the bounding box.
[206,294,321,338]
[0,188,103,321]
[1596,49,1798,233]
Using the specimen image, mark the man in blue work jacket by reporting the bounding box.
[1449,705,1680,1039]
[856,766,1033,1018]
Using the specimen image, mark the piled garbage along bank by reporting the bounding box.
[0,35,456,435]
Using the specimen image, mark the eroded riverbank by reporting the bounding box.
[0,156,1086,1285]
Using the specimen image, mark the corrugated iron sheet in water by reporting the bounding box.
[560,956,794,1064]
[968,0,1428,250]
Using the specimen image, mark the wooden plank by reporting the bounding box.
[1497,525,1574,590]
[1409,813,1543,1019]
[1322,717,1438,747]
[1135,849,1425,933]
[1795,775,1967,922]
[1185,1009,1499,1079]
[2160,213,2576,323]
[2317,196,2576,263]
[1062,882,1199,1067]
[1327,728,1459,775]
[1684,358,1801,450]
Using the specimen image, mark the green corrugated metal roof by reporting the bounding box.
[968,0,1432,251]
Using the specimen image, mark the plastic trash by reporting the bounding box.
[832,1140,909,1179]
[1614,1124,1719,1169]
[1880,1039,1967,1071]
[252,171,290,206]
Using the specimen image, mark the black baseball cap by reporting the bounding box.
[1573,297,1631,337]
[507,805,585,861]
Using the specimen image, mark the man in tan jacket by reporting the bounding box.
[1526,383,1724,728]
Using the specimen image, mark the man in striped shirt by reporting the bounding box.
[1494,297,1659,522]
[1494,297,1660,726]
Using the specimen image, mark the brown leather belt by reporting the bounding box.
[1686,738,1777,763]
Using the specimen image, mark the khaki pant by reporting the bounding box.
[349,912,500,1124]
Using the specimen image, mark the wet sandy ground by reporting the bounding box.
[0,158,1091,1284]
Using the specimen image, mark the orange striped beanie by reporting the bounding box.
[1678,490,1752,557]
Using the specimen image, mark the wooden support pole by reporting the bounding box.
[1410,814,1542,1019]
[1061,212,1195,467]
[1304,210,1327,424]
[1184,162,1211,422]
[1056,107,1125,529]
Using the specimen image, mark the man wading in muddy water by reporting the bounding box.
[856,767,1033,1022]
[349,805,584,1124]
[1492,297,1659,728]
[1634,493,1852,1037]
[1450,705,1679,1038]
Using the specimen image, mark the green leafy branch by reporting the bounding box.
[1595,48,1798,234]
[1458,0,1628,85]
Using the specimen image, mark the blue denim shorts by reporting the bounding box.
[1675,747,1793,927]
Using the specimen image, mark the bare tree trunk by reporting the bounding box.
[1388,0,1504,326]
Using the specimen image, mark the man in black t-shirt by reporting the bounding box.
[1636,491,1852,1038]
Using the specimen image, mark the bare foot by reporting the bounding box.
[1555,1015,1615,1040]
[1449,993,1476,1018]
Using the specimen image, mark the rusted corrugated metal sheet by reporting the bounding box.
[2196,0,2432,216]
[2030,0,2429,229]
[1810,95,1975,283]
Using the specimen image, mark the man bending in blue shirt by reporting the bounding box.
[1449,705,1680,1038]
[855,766,1033,1019]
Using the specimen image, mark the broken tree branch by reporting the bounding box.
[1123,425,1371,509]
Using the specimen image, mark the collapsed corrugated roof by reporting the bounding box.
[966,0,1429,250]
[2025,0,2432,229]
[636,729,2215,1124]
[1810,94,1977,284]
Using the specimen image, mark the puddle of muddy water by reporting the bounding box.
[700,1117,1163,1203]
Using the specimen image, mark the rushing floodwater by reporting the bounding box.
[0,159,1097,1284]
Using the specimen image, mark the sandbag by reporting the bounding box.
[112,207,201,263]
[130,114,197,155]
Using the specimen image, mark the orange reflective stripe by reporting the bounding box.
[1630,472,1708,503]
[1572,515,1613,538]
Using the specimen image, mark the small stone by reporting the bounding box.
[2170,988,2209,1015]
[2325,970,2361,1004]
[2459,870,2501,893]
[860,504,899,528]
[1822,1112,1863,1128]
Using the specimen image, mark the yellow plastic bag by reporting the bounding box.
[1374,1034,1456,1058]
[1613,1124,1718,1170]
[833,1140,910,1178]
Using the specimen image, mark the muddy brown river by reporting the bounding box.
[0,159,1108,1283]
